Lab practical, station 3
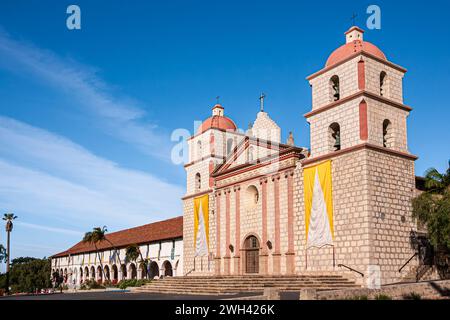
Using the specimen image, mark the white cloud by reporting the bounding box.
[0,116,184,234]
[0,28,173,161]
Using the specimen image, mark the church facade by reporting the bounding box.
[182,26,419,286]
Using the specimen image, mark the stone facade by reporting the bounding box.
[182,26,421,287]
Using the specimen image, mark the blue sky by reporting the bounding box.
[0,0,449,268]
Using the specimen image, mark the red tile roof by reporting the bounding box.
[52,216,183,258]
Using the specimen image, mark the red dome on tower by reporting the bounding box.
[325,26,387,68]
[197,104,237,134]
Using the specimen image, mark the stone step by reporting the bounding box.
[131,274,359,295]
[140,281,355,288]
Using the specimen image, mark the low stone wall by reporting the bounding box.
[317,280,450,300]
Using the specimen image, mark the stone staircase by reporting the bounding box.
[132,274,360,295]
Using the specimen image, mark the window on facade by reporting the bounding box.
[246,185,259,209]
[227,138,234,155]
[328,122,341,151]
[330,75,340,102]
[380,71,388,97]
[383,119,393,148]
[247,146,254,163]
[195,173,201,191]
[197,140,202,159]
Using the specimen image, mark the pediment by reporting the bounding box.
[211,136,300,177]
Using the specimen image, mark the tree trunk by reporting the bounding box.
[95,244,106,282]
[5,231,10,293]
[138,250,148,279]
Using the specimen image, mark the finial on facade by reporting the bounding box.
[259,92,266,112]
[247,123,253,136]
[287,131,295,146]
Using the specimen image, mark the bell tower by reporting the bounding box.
[302,26,419,286]
[182,103,241,276]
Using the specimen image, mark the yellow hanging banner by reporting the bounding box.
[303,160,335,248]
[193,194,209,256]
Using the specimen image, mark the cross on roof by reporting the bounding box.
[259,92,266,112]
[216,96,220,104]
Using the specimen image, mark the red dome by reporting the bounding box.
[197,115,237,134]
[325,40,386,67]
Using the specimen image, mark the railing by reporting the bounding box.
[337,264,364,277]
[184,268,195,276]
[399,252,418,273]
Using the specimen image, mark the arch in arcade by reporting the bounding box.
[162,260,173,277]
[148,261,159,279]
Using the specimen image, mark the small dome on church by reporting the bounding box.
[197,104,237,134]
[325,26,387,68]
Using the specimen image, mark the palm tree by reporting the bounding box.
[3,213,17,294]
[412,162,450,251]
[423,164,450,194]
[82,226,108,281]
[125,244,148,279]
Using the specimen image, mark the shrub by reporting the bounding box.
[80,279,105,290]
[374,294,392,300]
[403,292,422,300]
[117,279,150,289]
[103,280,113,287]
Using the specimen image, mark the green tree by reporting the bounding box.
[0,257,52,293]
[82,226,108,281]
[3,213,17,293]
[412,163,450,251]
[0,244,6,263]
[125,244,148,279]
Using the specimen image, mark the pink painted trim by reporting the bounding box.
[235,187,241,274]
[225,190,231,257]
[261,180,268,254]
[287,172,294,253]
[359,99,368,141]
[215,193,221,258]
[209,160,214,188]
[358,59,365,90]
[273,176,280,254]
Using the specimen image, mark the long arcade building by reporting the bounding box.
[51,217,183,287]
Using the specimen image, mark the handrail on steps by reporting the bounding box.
[337,264,364,277]
[398,252,418,273]
[184,268,195,276]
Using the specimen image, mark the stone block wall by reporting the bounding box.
[364,58,404,104]
[366,97,409,152]
[309,57,360,110]
[366,149,418,284]
[294,150,371,280]
[308,99,362,157]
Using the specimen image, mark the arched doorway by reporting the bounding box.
[129,263,137,279]
[112,265,118,283]
[90,266,95,280]
[139,262,147,279]
[104,265,110,281]
[84,267,89,281]
[96,266,103,283]
[163,261,173,277]
[244,235,260,274]
[149,261,159,279]
[120,264,127,280]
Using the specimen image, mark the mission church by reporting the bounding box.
[51,26,421,288]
